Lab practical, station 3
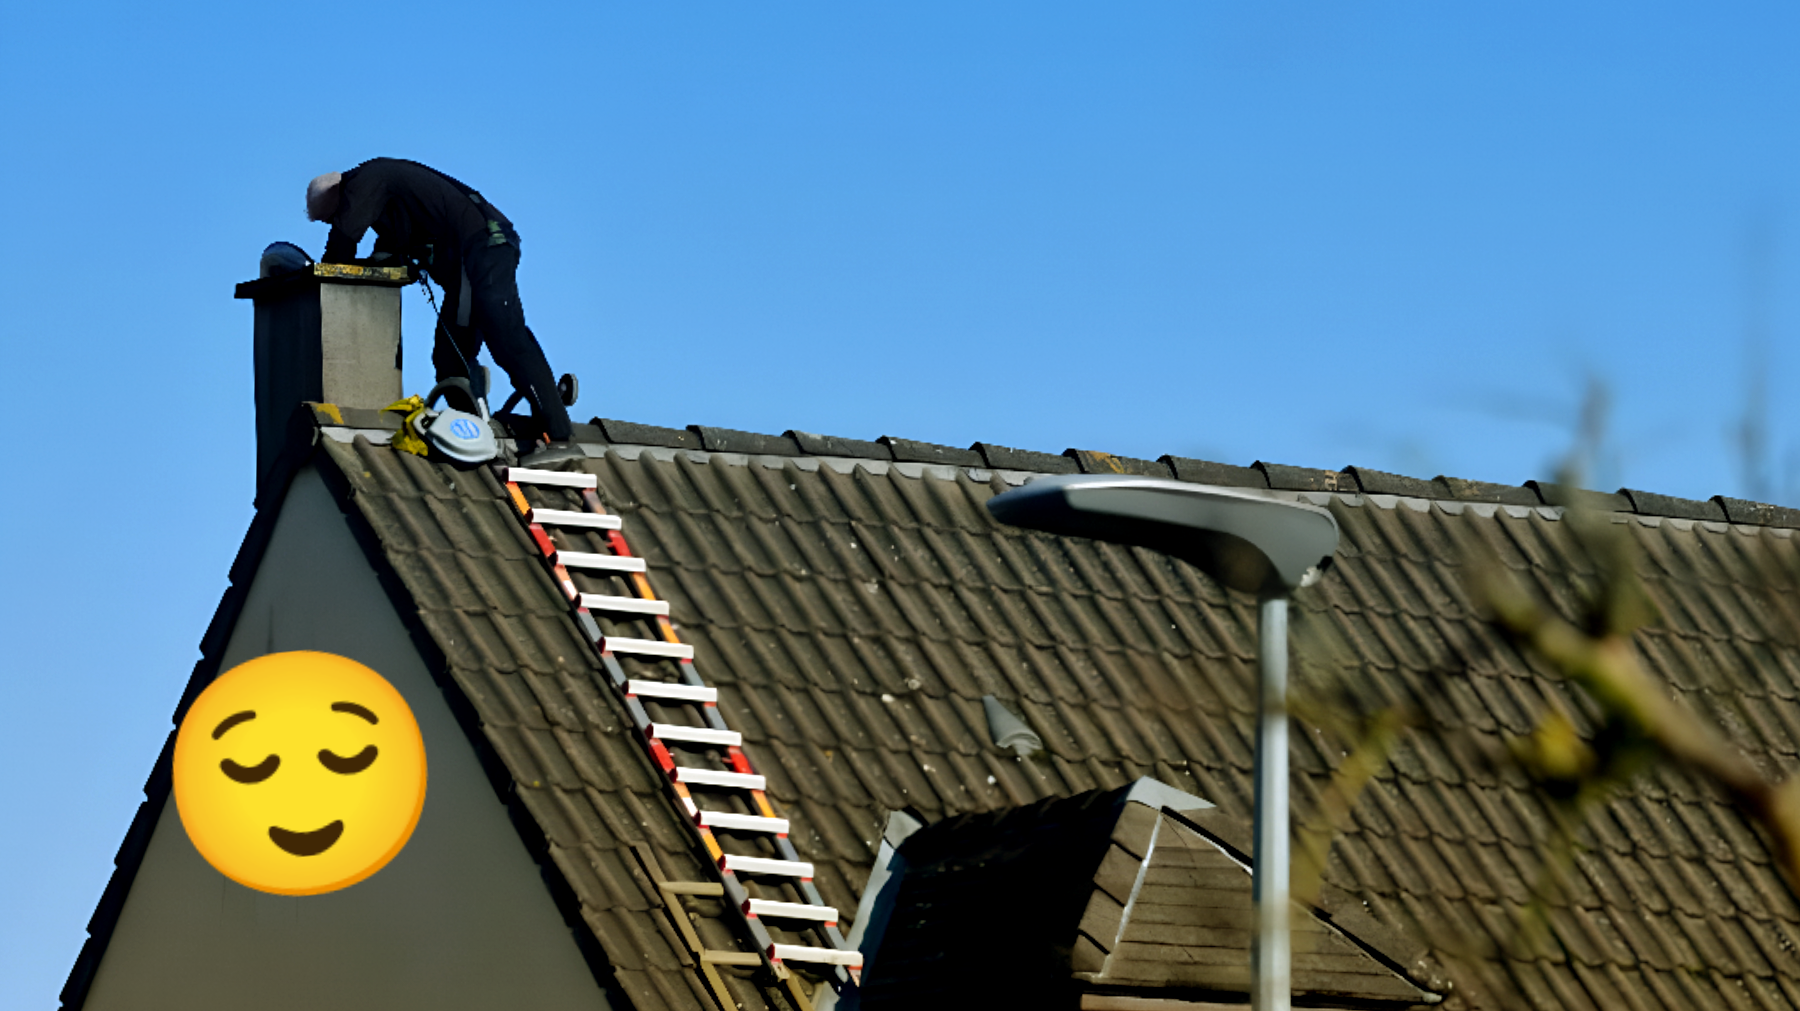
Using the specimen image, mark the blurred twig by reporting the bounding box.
[1288,698,1409,910]
[1471,530,1800,896]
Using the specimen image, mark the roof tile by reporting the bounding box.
[1715,497,1800,529]
[1161,455,1267,488]
[877,436,982,468]
[1439,475,1543,506]
[785,430,892,460]
[1256,462,1350,493]
[1065,449,1171,478]
[686,425,800,456]
[1344,466,1442,499]
[1528,481,1632,512]
[973,442,1079,473]
[1621,489,1728,522]
[597,419,702,450]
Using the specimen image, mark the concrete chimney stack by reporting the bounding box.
[235,261,411,498]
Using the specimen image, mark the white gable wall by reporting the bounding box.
[82,465,613,1011]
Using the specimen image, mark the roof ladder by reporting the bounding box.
[497,464,865,1004]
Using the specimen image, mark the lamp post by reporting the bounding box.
[986,476,1340,1011]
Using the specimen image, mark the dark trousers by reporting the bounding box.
[431,243,574,441]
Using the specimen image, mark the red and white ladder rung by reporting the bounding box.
[701,811,790,833]
[529,507,622,529]
[628,681,717,702]
[603,637,694,660]
[499,465,862,984]
[555,550,647,573]
[676,767,766,789]
[772,944,863,967]
[749,899,837,922]
[582,594,670,616]
[725,854,815,877]
[651,724,741,747]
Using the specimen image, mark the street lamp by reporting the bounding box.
[986,476,1340,1011]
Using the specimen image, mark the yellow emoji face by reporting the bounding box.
[173,651,427,896]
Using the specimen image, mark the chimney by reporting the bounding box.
[235,260,411,498]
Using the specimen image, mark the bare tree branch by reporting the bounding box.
[1474,553,1800,895]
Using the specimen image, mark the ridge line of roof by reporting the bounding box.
[322,425,1800,538]
[304,404,1800,531]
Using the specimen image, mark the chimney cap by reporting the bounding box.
[235,261,414,300]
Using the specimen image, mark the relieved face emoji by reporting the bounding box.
[173,651,427,896]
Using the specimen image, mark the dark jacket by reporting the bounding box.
[322,158,515,274]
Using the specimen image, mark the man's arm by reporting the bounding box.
[321,172,384,263]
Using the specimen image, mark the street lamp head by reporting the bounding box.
[986,476,1340,597]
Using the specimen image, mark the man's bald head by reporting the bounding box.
[306,172,343,222]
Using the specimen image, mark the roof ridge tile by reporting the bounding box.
[879,436,982,468]
[972,441,1079,474]
[1619,489,1728,523]
[1528,481,1631,512]
[1255,461,1349,493]
[1067,448,1170,478]
[593,418,700,450]
[320,408,1800,528]
[785,430,891,460]
[1435,475,1542,506]
[1713,496,1800,529]
[1342,465,1438,499]
[688,425,801,457]
[1160,455,1267,488]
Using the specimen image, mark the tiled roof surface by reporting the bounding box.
[303,414,1800,1011]
[72,405,1800,1011]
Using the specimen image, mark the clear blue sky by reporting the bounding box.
[3,3,1797,1004]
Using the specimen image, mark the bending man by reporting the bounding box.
[306,158,581,465]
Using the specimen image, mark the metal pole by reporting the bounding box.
[1251,595,1291,1011]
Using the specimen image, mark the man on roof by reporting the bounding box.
[306,158,582,466]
